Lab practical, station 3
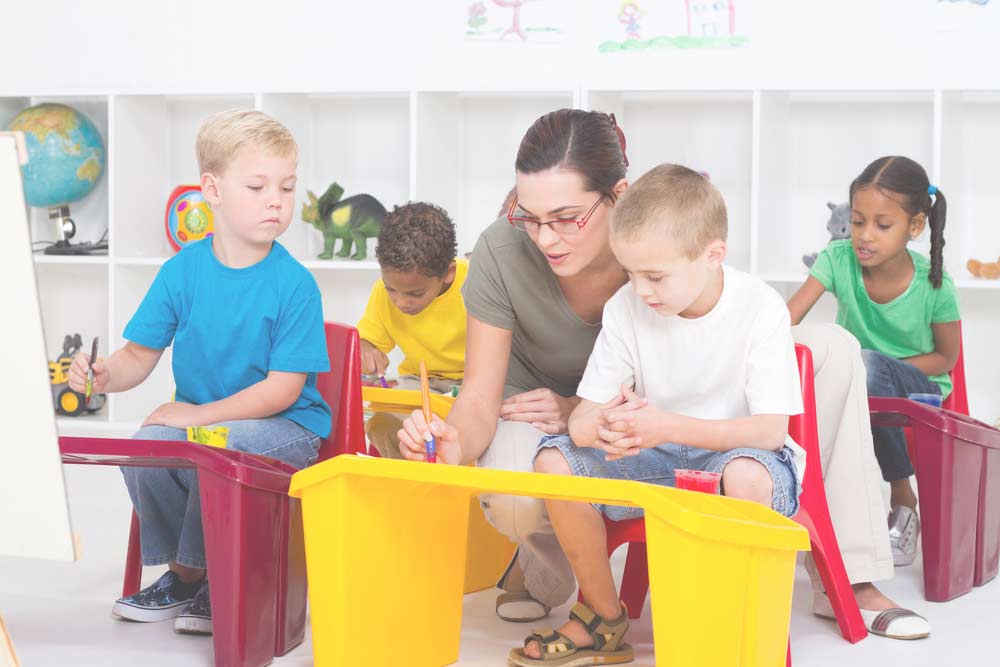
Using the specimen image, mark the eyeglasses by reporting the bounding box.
[506,194,604,236]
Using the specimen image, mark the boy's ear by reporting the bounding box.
[910,212,927,239]
[201,172,222,206]
[611,178,629,200]
[703,239,727,266]
[444,260,457,283]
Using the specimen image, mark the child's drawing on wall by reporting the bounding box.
[599,0,751,53]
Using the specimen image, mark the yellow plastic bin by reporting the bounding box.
[289,456,809,667]
[361,386,517,593]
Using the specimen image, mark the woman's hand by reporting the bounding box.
[398,410,463,465]
[500,388,577,434]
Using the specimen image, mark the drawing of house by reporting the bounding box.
[684,0,736,37]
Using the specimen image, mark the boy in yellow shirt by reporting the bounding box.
[358,202,467,458]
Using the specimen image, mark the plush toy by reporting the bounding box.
[967,256,1000,280]
[803,202,851,268]
[301,183,387,260]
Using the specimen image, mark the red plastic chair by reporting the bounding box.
[598,345,867,663]
[869,326,1000,601]
[63,322,367,667]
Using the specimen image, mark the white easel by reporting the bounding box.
[0,131,78,667]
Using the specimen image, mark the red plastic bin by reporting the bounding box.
[869,399,1000,601]
[60,437,301,667]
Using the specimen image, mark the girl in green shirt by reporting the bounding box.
[788,155,961,569]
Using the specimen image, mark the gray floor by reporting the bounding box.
[1,466,997,666]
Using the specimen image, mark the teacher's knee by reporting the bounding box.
[480,493,550,542]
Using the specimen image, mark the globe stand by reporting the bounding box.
[42,205,106,255]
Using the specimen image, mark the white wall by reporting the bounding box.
[3,0,1000,95]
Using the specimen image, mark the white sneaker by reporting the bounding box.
[888,505,920,567]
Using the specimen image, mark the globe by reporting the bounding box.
[7,103,106,209]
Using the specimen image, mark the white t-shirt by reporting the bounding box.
[577,265,806,479]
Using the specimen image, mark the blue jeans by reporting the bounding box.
[122,417,321,569]
[536,435,801,519]
[862,349,941,482]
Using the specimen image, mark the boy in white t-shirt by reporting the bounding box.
[509,164,805,667]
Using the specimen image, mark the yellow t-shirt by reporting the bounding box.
[357,259,467,380]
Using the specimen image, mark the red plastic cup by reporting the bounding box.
[674,469,722,494]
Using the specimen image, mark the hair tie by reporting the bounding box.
[928,184,938,196]
[609,113,629,168]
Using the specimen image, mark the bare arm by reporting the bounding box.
[658,412,789,452]
[197,371,306,424]
[140,371,307,429]
[901,320,961,378]
[601,394,789,455]
[447,316,512,464]
[786,276,827,326]
[69,341,163,394]
[398,315,513,465]
[568,398,603,447]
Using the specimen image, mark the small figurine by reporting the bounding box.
[967,256,1000,280]
[301,182,387,260]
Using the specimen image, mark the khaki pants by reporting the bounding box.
[475,322,893,609]
[477,420,577,608]
[365,375,458,459]
[793,323,894,587]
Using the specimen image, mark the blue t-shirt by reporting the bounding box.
[124,239,331,438]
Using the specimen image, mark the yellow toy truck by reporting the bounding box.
[49,333,106,416]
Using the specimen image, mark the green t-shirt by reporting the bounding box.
[810,239,960,397]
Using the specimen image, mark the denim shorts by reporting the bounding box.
[536,435,800,520]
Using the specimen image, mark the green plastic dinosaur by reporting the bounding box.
[301,182,387,260]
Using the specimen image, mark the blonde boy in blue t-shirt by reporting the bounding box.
[69,110,330,636]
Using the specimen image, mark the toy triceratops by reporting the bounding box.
[301,183,387,260]
[803,201,851,268]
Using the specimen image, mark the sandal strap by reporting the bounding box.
[568,601,629,651]
[523,629,576,657]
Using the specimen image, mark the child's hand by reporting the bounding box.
[598,386,663,460]
[68,352,109,394]
[598,383,646,419]
[360,340,390,376]
[142,402,206,429]
[398,410,462,465]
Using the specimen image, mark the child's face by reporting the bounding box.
[381,263,456,316]
[611,229,725,318]
[201,146,297,248]
[850,186,926,269]
[513,168,626,278]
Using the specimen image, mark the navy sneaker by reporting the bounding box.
[112,571,199,622]
[175,580,212,635]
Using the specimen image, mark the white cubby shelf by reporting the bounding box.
[5,86,999,433]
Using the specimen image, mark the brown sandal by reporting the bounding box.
[507,600,633,666]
